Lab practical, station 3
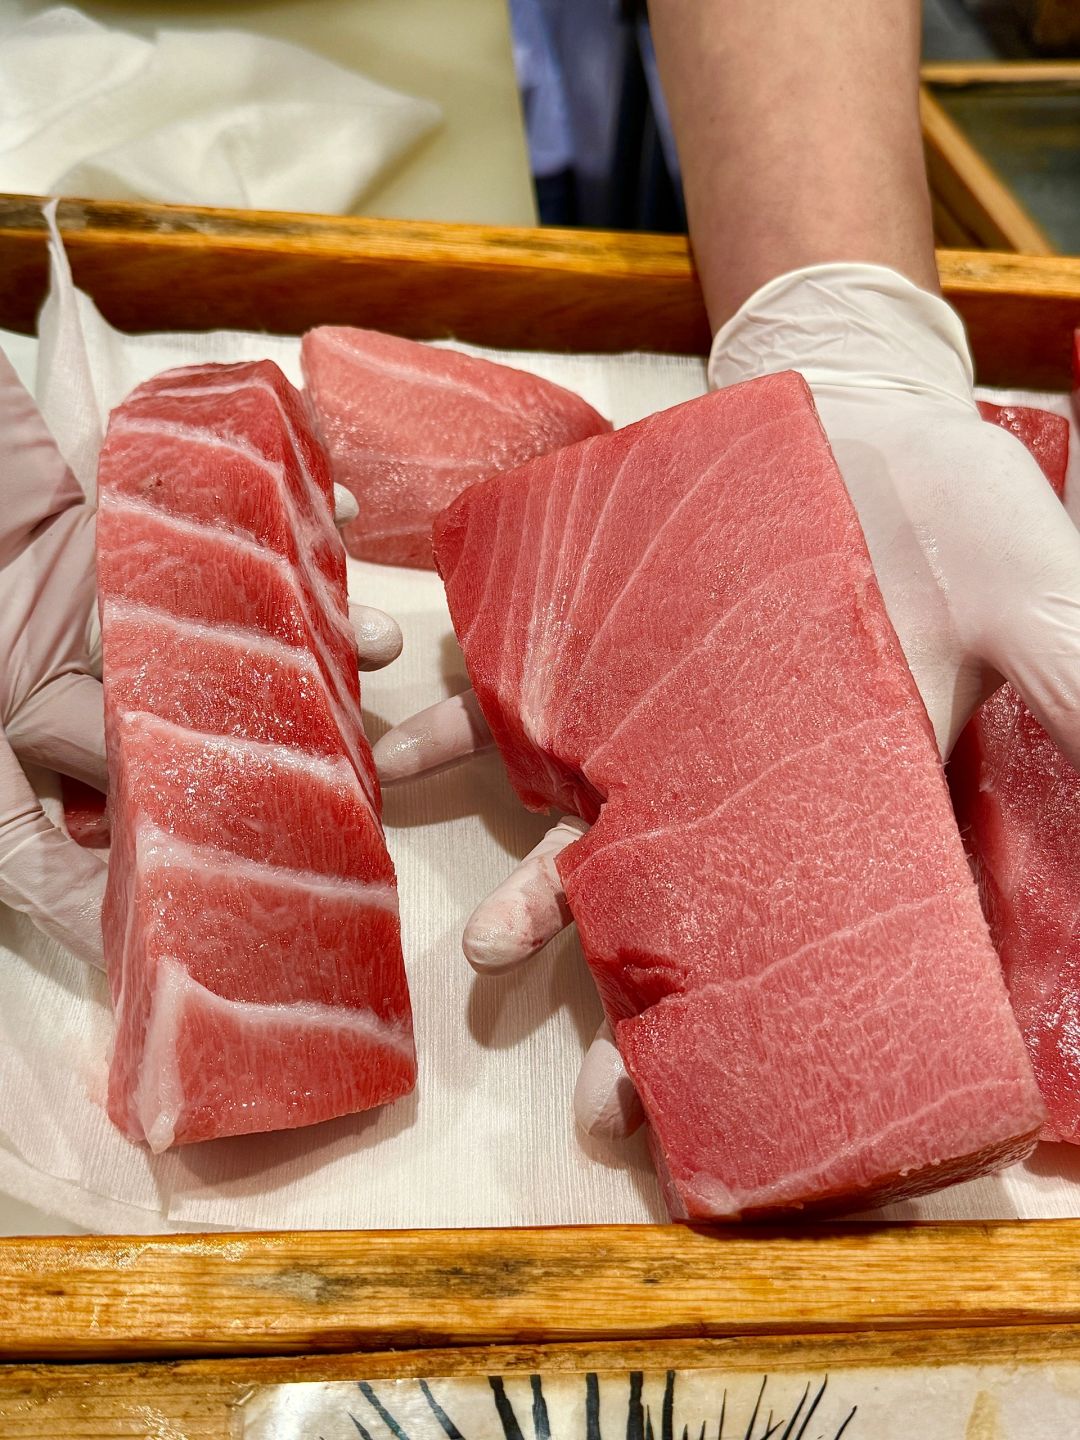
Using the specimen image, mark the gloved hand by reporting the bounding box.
[0,349,402,970]
[374,263,1080,1139]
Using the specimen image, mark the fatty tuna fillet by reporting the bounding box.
[301,326,611,569]
[435,370,1044,1220]
[96,359,415,1152]
[951,401,1076,1142]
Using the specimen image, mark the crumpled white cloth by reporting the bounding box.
[2,238,1079,1234]
[0,6,441,213]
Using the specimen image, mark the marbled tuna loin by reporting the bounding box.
[435,371,1044,1219]
[301,327,611,568]
[97,360,415,1151]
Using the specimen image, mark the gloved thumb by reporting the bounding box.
[973,456,1080,773]
[990,586,1080,774]
[573,1019,644,1141]
[5,671,107,792]
[0,736,106,970]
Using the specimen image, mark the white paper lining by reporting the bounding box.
[1,274,1078,1233]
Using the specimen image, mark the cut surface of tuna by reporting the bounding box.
[951,402,1077,1143]
[435,370,1044,1219]
[301,327,612,569]
[97,359,415,1152]
[62,776,109,849]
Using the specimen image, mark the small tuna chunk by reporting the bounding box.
[302,327,611,569]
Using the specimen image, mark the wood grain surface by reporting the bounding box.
[4,1222,1080,1364]
[0,197,1078,389]
[921,60,1080,87]
[2,1327,1080,1439]
[919,87,1054,255]
[936,248,1080,389]
[0,195,711,358]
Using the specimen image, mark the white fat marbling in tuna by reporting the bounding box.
[97,360,415,1150]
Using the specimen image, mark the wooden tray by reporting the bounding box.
[921,60,1080,254]
[2,196,1080,1437]
[1,195,1079,388]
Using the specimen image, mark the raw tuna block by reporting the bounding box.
[951,402,1076,1142]
[435,370,1044,1220]
[97,360,415,1152]
[301,327,611,569]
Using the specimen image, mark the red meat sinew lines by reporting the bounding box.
[580,551,846,777]
[136,822,399,907]
[577,708,908,870]
[435,371,1043,1218]
[145,373,337,499]
[557,421,774,722]
[134,961,413,1152]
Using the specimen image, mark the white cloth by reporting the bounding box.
[2,251,1079,1234]
[0,6,441,213]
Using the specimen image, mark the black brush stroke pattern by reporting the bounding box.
[489,1375,526,1440]
[420,1380,466,1440]
[586,1374,602,1440]
[351,1367,856,1440]
[531,1376,552,1440]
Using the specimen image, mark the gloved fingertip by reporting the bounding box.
[372,725,427,783]
[574,1023,645,1141]
[349,603,403,671]
[333,483,360,526]
[462,911,530,974]
[374,692,492,782]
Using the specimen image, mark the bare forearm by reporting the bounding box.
[649,0,938,328]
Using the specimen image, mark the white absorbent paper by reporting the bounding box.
[0,6,441,214]
[2,250,1080,1233]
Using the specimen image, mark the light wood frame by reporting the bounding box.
[920,59,1080,254]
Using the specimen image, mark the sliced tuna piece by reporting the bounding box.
[951,402,1076,1143]
[97,360,415,1152]
[435,370,1044,1219]
[301,327,611,569]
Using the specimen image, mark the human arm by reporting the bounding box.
[649,0,938,324]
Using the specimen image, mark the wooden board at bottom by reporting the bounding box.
[5,1222,1080,1365]
[4,1329,1080,1440]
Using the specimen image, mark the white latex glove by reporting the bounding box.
[0,349,402,968]
[0,348,108,968]
[375,263,1080,1138]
